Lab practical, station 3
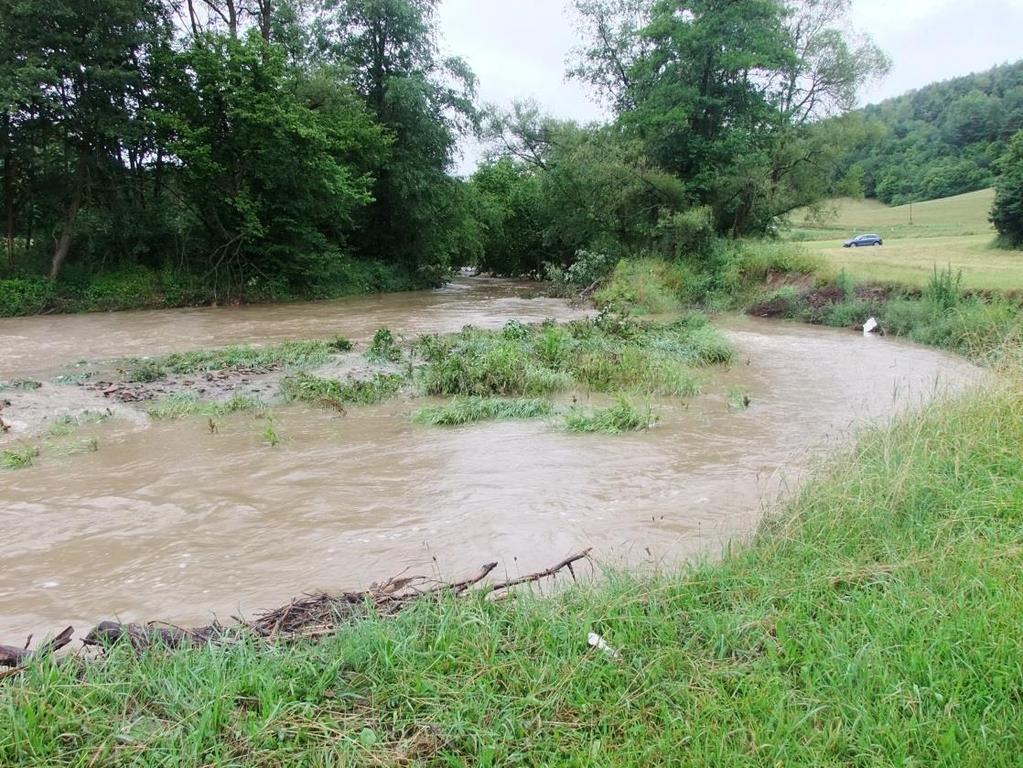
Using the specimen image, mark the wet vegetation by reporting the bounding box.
[280,372,404,409]
[564,397,656,434]
[416,315,731,400]
[412,397,554,426]
[124,339,352,382]
[146,394,268,421]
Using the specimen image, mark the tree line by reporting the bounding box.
[1,0,476,301]
[834,60,1023,206]
[7,0,1017,313]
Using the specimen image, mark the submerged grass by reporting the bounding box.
[123,337,353,382]
[5,361,1021,764]
[564,396,656,433]
[280,372,403,408]
[412,397,553,426]
[0,444,39,469]
[146,393,267,420]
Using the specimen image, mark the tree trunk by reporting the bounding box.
[50,170,84,279]
[2,113,13,267]
[4,150,14,268]
[258,0,272,42]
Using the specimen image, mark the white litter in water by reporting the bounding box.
[863,317,879,336]
[588,632,620,659]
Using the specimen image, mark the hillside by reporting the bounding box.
[839,61,1023,205]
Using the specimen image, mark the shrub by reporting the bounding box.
[594,258,682,315]
[0,278,55,317]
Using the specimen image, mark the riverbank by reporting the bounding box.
[0,261,436,318]
[3,345,1020,764]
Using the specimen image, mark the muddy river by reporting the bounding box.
[1,279,979,639]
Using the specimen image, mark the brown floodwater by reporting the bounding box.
[0,279,980,639]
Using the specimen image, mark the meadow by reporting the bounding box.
[789,189,1023,289]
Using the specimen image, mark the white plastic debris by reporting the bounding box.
[863,317,879,336]
[588,632,620,659]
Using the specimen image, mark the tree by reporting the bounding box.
[0,0,174,277]
[568,0,887,236]
[315,0,478,271]
[991,129,1023,247]
[159,31,386,287]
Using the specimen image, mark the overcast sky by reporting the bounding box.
[437,0,1023,173]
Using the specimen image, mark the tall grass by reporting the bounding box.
[412,397,553,426]
[416,317,732,400]
[564,396,656,433]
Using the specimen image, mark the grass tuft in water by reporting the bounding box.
[564,396,656,434]
[280,372,403,409]
[261,415,282,447]
[727,387,752,410]
[1,445,40,469]
[147,393,267,420]
[412,397,553,426]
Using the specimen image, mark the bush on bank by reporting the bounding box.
[0,261,434,318]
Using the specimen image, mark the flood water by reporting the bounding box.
[0,279,979,639]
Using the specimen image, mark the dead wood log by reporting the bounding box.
[0,626,73,668]
[82,621,226,649]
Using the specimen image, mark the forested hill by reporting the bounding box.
[841,60,1023,205]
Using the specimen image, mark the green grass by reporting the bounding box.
[0,444,40,469]
[146,393,268,420]
[412,397,554,426]
[6,359,1021,764]
[785,189,1023,290]
[564,396,656,434]
[124,339,350,382]
[791,188,997,240]
[805,234,1023,290]
[594,258,684,314]
[416,316,731,400]
[280,372,404,408]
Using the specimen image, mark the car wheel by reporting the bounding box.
[875,241,881,246]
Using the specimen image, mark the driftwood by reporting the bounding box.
[0,626,73,668]
[7,550,593,661]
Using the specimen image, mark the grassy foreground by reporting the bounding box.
[3,361,1022,764]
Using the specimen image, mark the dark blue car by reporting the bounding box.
[843,233,883,247]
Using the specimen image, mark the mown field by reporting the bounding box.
[788,189,1023,290]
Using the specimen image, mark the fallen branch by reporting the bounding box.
[8,551,593,658]
[0,626,73,668]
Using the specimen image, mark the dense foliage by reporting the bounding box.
[463,0,888,275]
[991,129,1023,246]
[0,0,475,309]
[837,60,1023,205]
